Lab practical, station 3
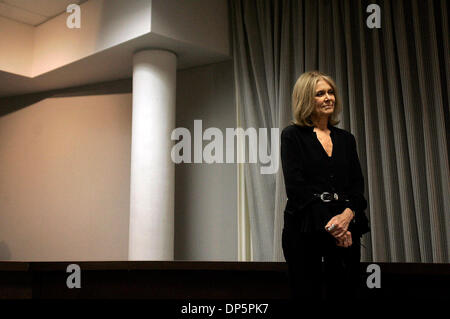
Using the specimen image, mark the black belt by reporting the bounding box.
[313,192,350,203]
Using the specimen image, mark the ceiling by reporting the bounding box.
[0,0,87,26]
[0,32,231,97]
[0,0,231,98]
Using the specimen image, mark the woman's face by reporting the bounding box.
[312,79,335,119]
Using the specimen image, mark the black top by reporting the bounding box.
[281,123,368,233]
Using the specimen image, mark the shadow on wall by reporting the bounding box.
[0,91,54,117]
[0,241,12,260]
[0,78,132,117]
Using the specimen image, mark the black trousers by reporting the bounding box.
[282,214,361,300]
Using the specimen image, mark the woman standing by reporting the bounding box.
[281,71,370,300]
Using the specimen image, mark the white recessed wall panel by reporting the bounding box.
[32,0,151,76]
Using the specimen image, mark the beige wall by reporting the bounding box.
[0,60,236,261]
[0,16,33,76]
[0,94,132,261]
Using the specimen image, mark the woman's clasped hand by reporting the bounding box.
[324,208,354,247]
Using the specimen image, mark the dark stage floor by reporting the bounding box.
[0,261,449,300]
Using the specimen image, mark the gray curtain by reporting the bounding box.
[230,0,449,262]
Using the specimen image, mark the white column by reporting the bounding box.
[129,50,177,260]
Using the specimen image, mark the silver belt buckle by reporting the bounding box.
[320,192,339,202]
[320,192,332,202]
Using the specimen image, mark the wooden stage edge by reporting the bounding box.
[0,261,449,300]
[1,260,449,271]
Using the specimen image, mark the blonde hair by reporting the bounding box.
[292,71,342,126]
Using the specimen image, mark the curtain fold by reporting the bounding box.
[231,0,449,262]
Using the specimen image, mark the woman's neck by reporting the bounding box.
[311,116,329,131]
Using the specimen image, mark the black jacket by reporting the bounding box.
[281,123,369,234]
